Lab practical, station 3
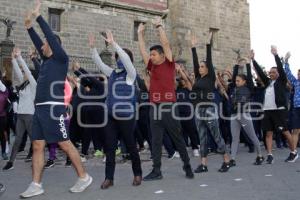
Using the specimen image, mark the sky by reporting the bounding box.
[249,0,300,73]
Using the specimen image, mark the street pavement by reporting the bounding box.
[0,145,299,200]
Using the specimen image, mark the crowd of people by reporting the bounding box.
[0,0,299,198]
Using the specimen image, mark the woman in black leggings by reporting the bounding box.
[189,32,230,173]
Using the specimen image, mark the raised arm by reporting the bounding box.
[152,17,172,61]
[192,48,200,79]
[206,32,215,80]
[25,11,44,59]
[216,74,229,100]
[231,65,239,88]
[176,64,192,91]
[29,47,41,76]
[88,33,113,77]
[32,0,68,63]
[189,32,200,79]
[103,30,136,85]
[250,50,269,86]
[137,23,150,66]
[11,49,24,86]
[16,50,37,87]
[283,52,297,85]
[271,46,287,83]
[72,62,92,87]
[246,63,254,91]
[77,67,104,92]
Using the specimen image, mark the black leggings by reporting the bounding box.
[104,116,142,180]
[0,116,7,154]
[81,108,105,155]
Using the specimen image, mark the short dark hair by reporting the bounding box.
[115,48,134,62]
[236,74,247,81]
[271,66,277,70]
[150,45,164,54]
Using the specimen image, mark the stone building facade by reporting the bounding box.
[0,0,250,72]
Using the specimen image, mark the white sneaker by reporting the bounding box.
[169,151,180,160]
[69,174,93,193]
[5,142,10,154]
[20,182,44,198]
[193,149,200,157]
[80,155,87,163]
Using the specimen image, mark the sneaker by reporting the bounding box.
[69,174,93,193]
[20,182,44,198]
[80,155,87,163]
[18,148,25,153]
[2,153,8,161]
[0,183,6,195]
[218,162,230,173]
[143,169,163,181]
[5,142,10,154]
[229,159,236,167]
[194,164,208,173]
[44,159,55,169]
[168,152,179,160]
[115,148,121,156]
[25,154,32,162]
[183,165,194,179]
[285,152,299,163]
[94,150,104,158]
[3,161,14,171]
[266,155,274,164]
[254,156,264,165]
[193,149,200,157]
[65,159,72,167]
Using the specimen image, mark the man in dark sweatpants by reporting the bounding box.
[138,17,194,181]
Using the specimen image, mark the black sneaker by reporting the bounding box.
[218,162,230,173]
[24,154,32,163]
[285,152,299,163]
[254,156,264,165]
[266,155,274,164]
[3,161,14,171]
[44,159,55,169]
[183,165,194,179]
[18,148,25,153]
[229,159,236,167]
[194,164,208,173]
[65,159,72,167]
[143,169,163,181]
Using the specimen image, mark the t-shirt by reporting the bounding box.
[147,58,176,103]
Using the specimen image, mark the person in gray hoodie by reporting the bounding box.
[3,48,37,171]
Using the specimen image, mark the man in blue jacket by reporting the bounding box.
[284,52,300,162]
[20,0,92,198]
